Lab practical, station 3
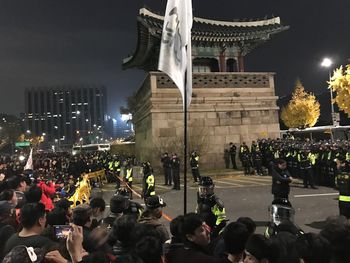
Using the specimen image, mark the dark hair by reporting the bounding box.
[110,195,129,214]
[130,224,162,263]
[269,232,298,263]
[72,206,92,226]
[170,215,184,238]
[0,189,15,201]
[47,207,68,226]
[82,251,110,263]
[245,234,271,261]
[181,213,203,237]
[275,159,287,165]
[112,215,137,245]
[295,233,331,263]
[320,216,350,263]
[24,185,42,203]
[90,197,106,212]
[20,202,46,228]
[223,222,250,255]
[236,217,256,235]
[170,215,184,243]
[8,175,27,189]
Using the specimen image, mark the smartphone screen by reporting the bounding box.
[53,225,71,239]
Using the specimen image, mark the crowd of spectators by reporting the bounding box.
[0,149,349,263]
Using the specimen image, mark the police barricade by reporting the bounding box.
[87,169,107,182]
[68,170,106,208]
[68,174,90,208]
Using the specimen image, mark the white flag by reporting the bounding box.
[24,148,33,170]
[158,0,193,108]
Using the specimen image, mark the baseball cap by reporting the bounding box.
[146,196,166,209]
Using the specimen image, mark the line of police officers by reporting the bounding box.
[103,151,227,238]
[251,138,350,218]
[226,138,349,187]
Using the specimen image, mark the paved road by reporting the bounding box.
[101,175,339,234]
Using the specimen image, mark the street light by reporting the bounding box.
[321,58,332,68]
[321,57,337,127]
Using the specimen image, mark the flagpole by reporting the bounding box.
[184,1,192,215]
[184,72,188,215]
[157,0,193,215]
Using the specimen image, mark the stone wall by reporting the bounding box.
[133,72,280,169]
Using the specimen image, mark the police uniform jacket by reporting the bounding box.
[271,165,292,198]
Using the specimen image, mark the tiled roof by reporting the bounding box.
[139,8,288,43]
[123,8,289,70]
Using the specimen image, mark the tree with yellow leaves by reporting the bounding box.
[281,79,320,129]
[328,65,350,117]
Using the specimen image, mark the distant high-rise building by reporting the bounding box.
[24,86,107,146]
[105,115,134,140]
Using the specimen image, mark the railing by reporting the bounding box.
[155,72,271,89]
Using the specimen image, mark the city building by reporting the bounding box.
[23,86,107,147]
[105,114,134,140]
[123,8,289,168]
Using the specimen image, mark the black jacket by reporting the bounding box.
[165,242,218,263]
[271,165,292,198]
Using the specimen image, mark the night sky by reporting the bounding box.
[0,0,349,117]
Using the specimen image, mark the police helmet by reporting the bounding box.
[199,176,213,187]
[198,176,214,198]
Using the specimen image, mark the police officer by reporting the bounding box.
[107,157,115,183]
[336,157,350,218]
[239,142,251,176]
[161,152,172,186]
[196,176,227,238]
[299,150,317,189]
[171,153,180,190]
[190,151,201,183]
[252,147,263,176]
[271,159,293,202]
[114,156,122,188]
[123,162,133,199]
[142,162,155,200]
[229,142,237,169]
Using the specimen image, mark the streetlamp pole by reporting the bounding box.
[321,58,336,127]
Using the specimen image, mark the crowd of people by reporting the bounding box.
[225,137,350,187]
[0,136,350,262]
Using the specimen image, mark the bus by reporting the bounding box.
[280,125,350,141]
[72,143,111,155]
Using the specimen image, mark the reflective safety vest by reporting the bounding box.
[308,153,316,165]
[346,153,350,161]
[114,161,121,172]
[108,161,114,171]
[327,152,332,160]
[338,170,350,202]
[125,168,133,182]
[145,174,155,196]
